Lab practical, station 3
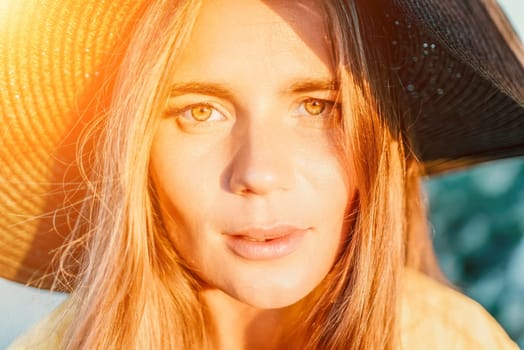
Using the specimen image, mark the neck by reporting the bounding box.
[200,289,295,350]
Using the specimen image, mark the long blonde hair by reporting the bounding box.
[58,1,441,349]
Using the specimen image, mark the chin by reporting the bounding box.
[227,274,323,309]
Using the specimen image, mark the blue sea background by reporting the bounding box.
[1,1,523,348]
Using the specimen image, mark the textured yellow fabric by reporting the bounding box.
[400,270,519,349]
[7,300,70,350]
[8,269,520,349]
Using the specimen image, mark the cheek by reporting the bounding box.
[313,147,356,257]
[150,131,202,251]
[295,142,355,265]
[303,133,355,219]
[150,125,225,214]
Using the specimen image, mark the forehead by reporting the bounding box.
[172,0,334,84]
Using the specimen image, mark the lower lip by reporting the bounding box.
[225,229,308,260]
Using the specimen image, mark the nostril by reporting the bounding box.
[227,147,293,196]
[229,167,284,195]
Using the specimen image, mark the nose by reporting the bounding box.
[228,121,294,196]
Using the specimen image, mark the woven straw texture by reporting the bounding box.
[359,0,524,172]
[0,0,145,288]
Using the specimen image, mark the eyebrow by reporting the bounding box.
[170,82,236,100]
[169,78,339,99]
[286,78,339,93]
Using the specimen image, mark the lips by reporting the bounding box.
[224,225,309,260]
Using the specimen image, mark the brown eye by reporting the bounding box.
[191,106,213,121]
[304,99,326,115]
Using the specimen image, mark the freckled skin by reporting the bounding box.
[151,0,355,309]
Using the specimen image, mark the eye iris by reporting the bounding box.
[191,106,212,121]
[304,100,325,115]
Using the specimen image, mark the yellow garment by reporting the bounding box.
[8,269,520,349]
[8,299,69,350]
[400,270,519,349]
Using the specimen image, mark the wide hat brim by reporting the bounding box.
[378,0,524,172]
[0,0,523,290]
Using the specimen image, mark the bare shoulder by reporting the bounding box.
[7,299,70,350]
[401,268,519,350]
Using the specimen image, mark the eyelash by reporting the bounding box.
[167,103,227,124]
[295,98,338,119]
[166,98,339,126]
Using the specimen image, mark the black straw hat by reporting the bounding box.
[363,0,524,173]
[0,0,523,289]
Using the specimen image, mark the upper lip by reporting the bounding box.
[224,225,308,241]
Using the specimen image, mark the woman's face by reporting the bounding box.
[151,0,355,308]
